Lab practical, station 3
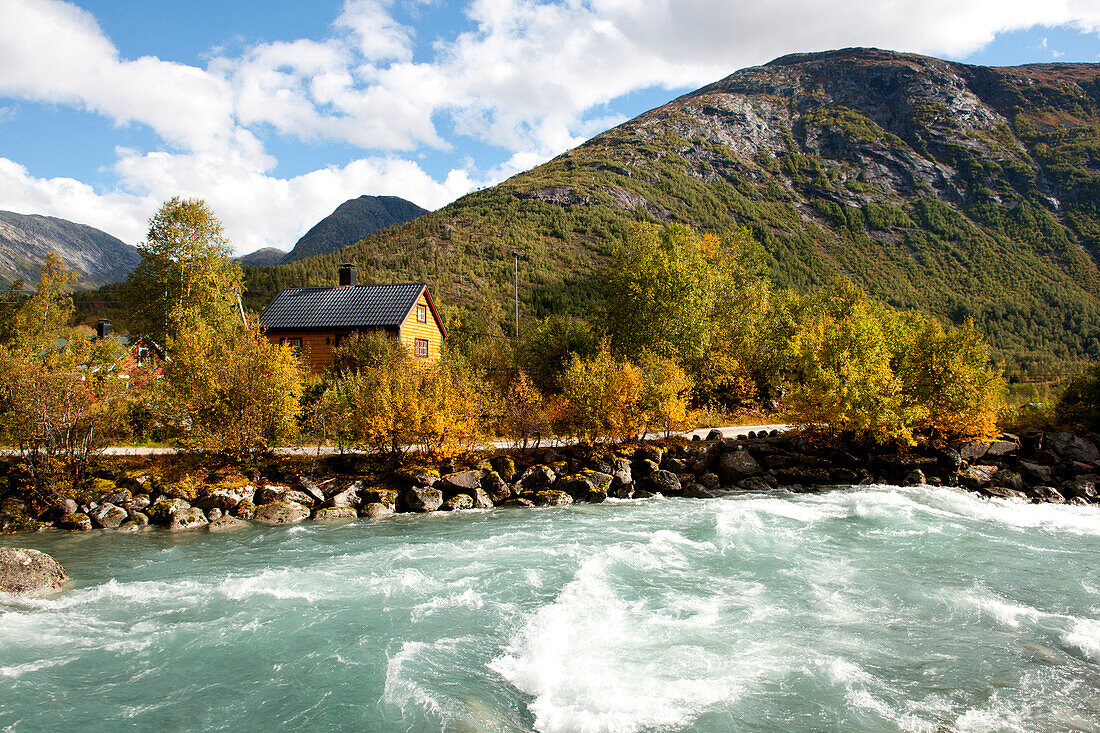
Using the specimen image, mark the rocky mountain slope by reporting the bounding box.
[243,48,1100,376]
[279,195,428,264]
[0,210,140,288]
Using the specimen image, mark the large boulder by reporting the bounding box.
[611,459,633,489]
[400,486,443,513]
[359,489,399,510]
[500,497,535,507]
[559,471,613,503]
[252,486,289,506]
[1063,474,1100,503]
[959,464,998,490]
[515,465,557,492]
[533,490,573,507]
[58,512,92,531]
[1019,462,1054,485]
[313,506,358,521]
[361,503,395,519]
[442,494,475,511]
[644,469,682,495]
[0,548,68,598]
[167,507,209,531]
[985,440,1018,458]
[469,487,494,509]
[88,503,128,529]
[207,515,249,532]
[481,471,511,503]
[252,501,310,525]
[718,450,761,480]
[1047,432,1100,464]
[148,497,192,525]
[194,484,255,513]
[438,471,482,498]
[281,490,317,507]
[323,483,362,509]
[737,476,772,492]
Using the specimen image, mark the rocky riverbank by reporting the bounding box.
[1,427,1097,536]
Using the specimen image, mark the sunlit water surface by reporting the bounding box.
[2,486,1099,732]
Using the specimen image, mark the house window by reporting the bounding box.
[416,304,427,323]
[280,337,302,351]
[415,338,429,358]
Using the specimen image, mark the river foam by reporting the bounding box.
[2,486,1099,732]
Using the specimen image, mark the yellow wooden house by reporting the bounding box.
[258,264,446,375]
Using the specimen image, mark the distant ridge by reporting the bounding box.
[280,195,428,264]
[0,210,140,288]
[236,247,287,267]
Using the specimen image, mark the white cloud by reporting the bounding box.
[2,0,1100,253]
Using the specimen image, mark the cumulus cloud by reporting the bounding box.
[2,0,1100,252]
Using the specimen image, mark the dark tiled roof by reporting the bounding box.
[259,283,427,331]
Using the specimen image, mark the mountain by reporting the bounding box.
[241,48,1100,377]
[0,210,140,288]
[236,247,287,267]
[279,195,428,264]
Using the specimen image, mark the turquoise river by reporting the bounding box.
[2,485,1099,732]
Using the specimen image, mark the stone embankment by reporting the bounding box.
[2,427,1098,537]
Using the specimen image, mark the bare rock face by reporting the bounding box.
[0,548,69,598]
[252,502,310,525]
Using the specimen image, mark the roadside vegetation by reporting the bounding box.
[0,196,1034,511]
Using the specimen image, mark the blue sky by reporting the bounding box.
[0,0,1098,254]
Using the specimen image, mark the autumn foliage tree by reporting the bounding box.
[124,196,243,349]
[0,254,132,489]
[161,318,303,460]
[316,333,493,460]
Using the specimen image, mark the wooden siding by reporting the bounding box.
[398,292,444,361]
[267,332,337,375]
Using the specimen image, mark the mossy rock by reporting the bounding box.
[85,477,118,495]
[360,489,399,508]
[58,513,92,531]
[252,501,309,525]
[489,455,517,481]
[148,497,191,524]
[534,490,573,507]
[442,494,475,511]
[361,502,395,519]
[0,496,41,533]
[234,500,256,520]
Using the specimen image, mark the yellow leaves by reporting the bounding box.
[781,281,1005,446]
[163,320,305,459]
[322,339,492,459]
[554,344,694,443]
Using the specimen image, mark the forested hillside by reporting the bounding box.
[203,50,1100,377]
